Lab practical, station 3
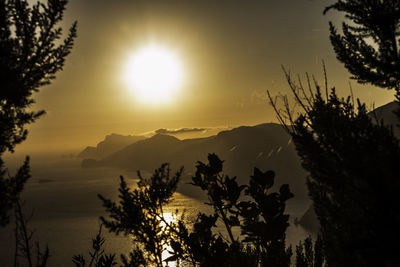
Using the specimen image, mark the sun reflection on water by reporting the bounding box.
[161,212,177,267]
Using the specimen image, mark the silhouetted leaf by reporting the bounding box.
[208,153,223,174]
[279,184,294,202]
[252,168,275,189]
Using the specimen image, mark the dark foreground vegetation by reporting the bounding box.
[1,0,400,266]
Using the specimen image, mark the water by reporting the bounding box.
[0,155,313,266]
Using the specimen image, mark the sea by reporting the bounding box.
[0,154,313,266]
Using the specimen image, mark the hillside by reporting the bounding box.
[78,102,400,228]
[82,123,308,198]
[78,133,145,160]
[369,101,399,136]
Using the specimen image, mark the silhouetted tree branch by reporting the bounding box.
[12,159,50,267]
[72,225,117,267]
[91,154,294,267]
[0,0,77,226]
[324,0,400,91]
[0,1,76,266]
[269,70,400,266]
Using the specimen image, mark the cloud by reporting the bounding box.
[155,127,206,135]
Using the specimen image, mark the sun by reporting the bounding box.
[123,45,184,104]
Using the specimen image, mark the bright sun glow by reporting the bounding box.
[124,45,184,104]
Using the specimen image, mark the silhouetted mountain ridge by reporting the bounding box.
[78,133,145,160]
[79,102,399,203]
[368,101,399,136]
[82,123,308,197]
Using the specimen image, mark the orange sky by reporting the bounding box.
[16,0,396,154]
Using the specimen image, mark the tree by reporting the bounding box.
[269,70,400,266]
[295,235,325,267]
[0,0,76,266]
[72,225,118,267]
[12,158,51,267]
[0,0,77,226]
[265,1,400,265]
[82,154,294,267]
[324,0,400,91]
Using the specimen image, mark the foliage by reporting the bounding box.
[324,0,400,90]
[266,1,400,265]
[0,0,76,266]
[190,154,293,266]
[93,154,294,267]
[12,157,50,267]
[72,225,118,267]
[269,72,400,266]
[295,235,325,267]
[98,164,181,267]
[0,0,77,226]
[0,156,30,225]
[0,0,77,154]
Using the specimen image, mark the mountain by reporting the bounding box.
[369,101,399,136]
[78,133,145,160]
[82,123,308,198]
[78,102,400,219]
[298,205,319,231]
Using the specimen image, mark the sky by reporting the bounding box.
[16,0,396,154]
